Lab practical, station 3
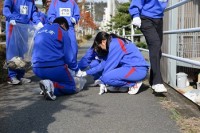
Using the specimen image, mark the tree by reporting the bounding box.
[78,0,97,31]
[110,2,132,31]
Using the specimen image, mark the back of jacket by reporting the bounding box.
[32,23,78,71]
[129,0,168,18]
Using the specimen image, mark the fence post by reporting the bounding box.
[131,24,134,42]
[122,27,125,38]
[167,0,179,88]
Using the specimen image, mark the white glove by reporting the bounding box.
[10,20,16,25]
[70,17,76,24]
[36,22,44,30]
[99,84,107,95]
[76,69,87,77]
[132,17,141,28]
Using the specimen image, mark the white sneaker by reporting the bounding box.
[128,81,143,95]
[152,84,167,93]
[20,78,31,84]
[39,80,56,100]
[8,77,20,85]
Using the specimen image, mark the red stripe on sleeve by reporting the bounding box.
[58,27,63,42]
[117,38,127,53]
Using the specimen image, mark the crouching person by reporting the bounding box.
[32,17,85,100]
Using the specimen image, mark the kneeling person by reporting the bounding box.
[32,17,85,100]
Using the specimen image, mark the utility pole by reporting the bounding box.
[92,0,95,22]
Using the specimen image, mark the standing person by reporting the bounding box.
[32,17,85,101]
[77,32,149,95]
[47,0,80,67]
[3,0,44,85]
[129,0,168,93]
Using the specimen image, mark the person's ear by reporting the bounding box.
[102,40,107,46]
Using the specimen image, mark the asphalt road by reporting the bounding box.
[0,39,181,133]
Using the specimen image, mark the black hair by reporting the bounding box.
[92,31,130,57]
[53,17,69,30]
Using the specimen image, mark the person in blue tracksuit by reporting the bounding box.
[129,0,168,93]
[3,0,43,85]
[32,17,81,101]
[47,0,80,66]
[77,32,149,95]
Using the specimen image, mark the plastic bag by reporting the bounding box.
[7,23,37,62]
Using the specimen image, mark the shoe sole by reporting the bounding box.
[7,81,20,85]
[151,87,167,93]
[153,90,167,93]
[39,82,56,101]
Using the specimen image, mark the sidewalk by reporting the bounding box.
[1,39,198,133]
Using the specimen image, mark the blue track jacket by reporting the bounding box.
[129,0,168,18]
[32,23,78,71]
[102,38,149,75]
[3,0,40,24]
[47,0,80,27]
[86,38,149,76]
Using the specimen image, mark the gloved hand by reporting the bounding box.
[99,84,107,95]
[70,17,76,24]
[10,20,16,25]
[36,22,44,30]
[132,17,141,28]
[76,69,87,77]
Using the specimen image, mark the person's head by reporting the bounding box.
[53,17,69,31]
[92,31,110,57]
[92,31,130,57]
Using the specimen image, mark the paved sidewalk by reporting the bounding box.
[0,39,181,133]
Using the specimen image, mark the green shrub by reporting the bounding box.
[135,41,147,49]
[83,34,92,40]
[0,34,6,42]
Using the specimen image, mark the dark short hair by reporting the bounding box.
[53,17,69,30]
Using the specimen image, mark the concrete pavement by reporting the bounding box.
[0,39,182,133]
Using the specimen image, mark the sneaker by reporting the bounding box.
[152,84,167,93]
[39,80,56,100]
[7,77,20,85]
[20,78,31,84]
[128,81,143,95]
